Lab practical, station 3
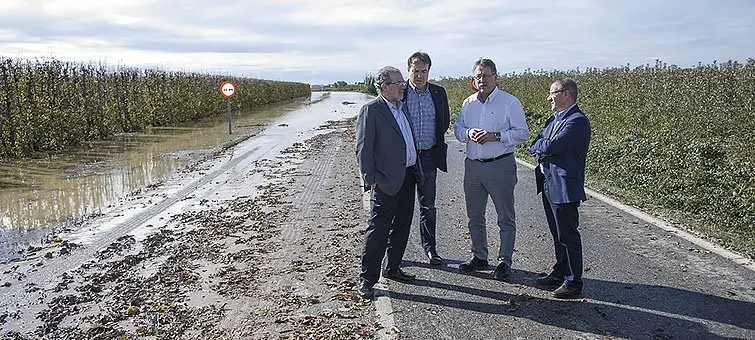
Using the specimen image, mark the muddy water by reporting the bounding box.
[0,92,348,262]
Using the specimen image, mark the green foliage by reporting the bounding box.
[362,73,377,96]
[438,59,755,258]
[327,84,362,92]
[0,57,310,158]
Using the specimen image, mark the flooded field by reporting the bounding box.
[0,92,347,262]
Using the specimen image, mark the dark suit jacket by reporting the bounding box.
[530,104,591,204]
[356,96,413,196]
[403,82,450,172]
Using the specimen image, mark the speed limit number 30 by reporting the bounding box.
[220,82,236,98]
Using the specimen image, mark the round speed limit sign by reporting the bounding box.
[220,82,236,98]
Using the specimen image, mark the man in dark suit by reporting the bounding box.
[530,78,591,299]
[356,66,421,299]
[403,52,450,265]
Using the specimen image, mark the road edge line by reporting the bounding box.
[515,158,755,272]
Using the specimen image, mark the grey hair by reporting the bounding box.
[473,58,497,75]
[373,65,401,94]
[553,78,578,100]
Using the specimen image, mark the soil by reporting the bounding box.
[1,118,379,339]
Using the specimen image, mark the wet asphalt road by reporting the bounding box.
[386,139,755,340]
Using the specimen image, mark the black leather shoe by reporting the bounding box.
[458,257,488,272]
[383,269,416,283]
[536,272,564,287]
[492,262,511,281]
[553,282,582,299]
[357,281,374,299]
[427,250,442,265]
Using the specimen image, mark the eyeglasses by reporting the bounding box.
[473,73,495,80]
[386,80,406,87]
[549,89,566,95]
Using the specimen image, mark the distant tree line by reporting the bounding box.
[321,80,362,92]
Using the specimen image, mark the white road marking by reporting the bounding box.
[516,158,755,272]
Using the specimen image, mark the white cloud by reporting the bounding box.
[0,0,753,84]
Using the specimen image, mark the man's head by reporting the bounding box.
[473,58,497,98]
[407,51,432,91]
[548,78,578,112]
[374,66,405,104]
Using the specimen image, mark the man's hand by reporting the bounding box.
[470,129,497,144]
[468,128,485,143]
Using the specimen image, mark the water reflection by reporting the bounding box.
[0,94,321,261]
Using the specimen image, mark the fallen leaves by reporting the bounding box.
[12,122,376,339]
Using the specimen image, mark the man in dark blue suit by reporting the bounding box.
[530,78,591,299]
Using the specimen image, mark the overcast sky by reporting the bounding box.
[1,0,754,85]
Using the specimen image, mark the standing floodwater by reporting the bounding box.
[0,91,349,262]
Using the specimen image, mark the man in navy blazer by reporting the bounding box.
[403,52,450,265]
[530,78,591,299]
[356,66,421,299]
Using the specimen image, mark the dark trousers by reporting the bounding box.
[416,150,438,253]
[360,167,417,284]
[542,191,583,285]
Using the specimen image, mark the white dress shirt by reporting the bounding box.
[384,97,417,167]
[454,87,530,160]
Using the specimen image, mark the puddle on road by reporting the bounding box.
[0,91,368,262]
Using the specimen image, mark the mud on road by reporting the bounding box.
[1,118,379,339]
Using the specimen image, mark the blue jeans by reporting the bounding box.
[417,150,438,253]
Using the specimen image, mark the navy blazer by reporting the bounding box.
[530,104,591,204]
[403,82,451,172]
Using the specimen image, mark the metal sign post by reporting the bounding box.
[220,82,236,134]
[226,98,232,134]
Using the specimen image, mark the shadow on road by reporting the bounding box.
[396,260,753,339]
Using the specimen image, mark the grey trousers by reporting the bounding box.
[463,155,518,265]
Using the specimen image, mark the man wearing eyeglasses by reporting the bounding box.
[453,58,530,281]
[403,52,451,266]
[356,66,421,299]
[530,78,591,299]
